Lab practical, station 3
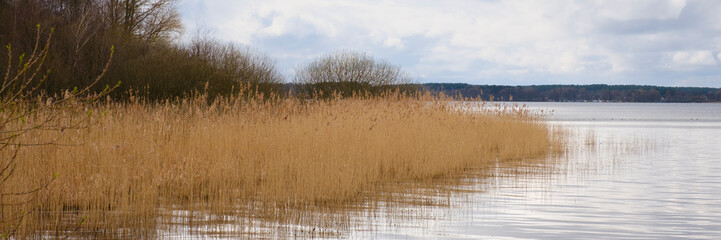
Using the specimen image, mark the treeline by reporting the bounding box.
[423,83,721,102]
[1,0,414,101]
[1,0,289,100]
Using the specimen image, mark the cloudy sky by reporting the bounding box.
[178,0,721,87]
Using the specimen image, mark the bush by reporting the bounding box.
[293,50,415,98]
[72,35,285,101]
[187,36,284,99]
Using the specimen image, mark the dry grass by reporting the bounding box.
[1,92,559,238]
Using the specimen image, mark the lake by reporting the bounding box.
[345,102,721,239]
[166,102,721,239]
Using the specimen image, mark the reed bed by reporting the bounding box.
[1,92,558,238]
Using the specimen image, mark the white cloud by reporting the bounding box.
[606,53,635,73]
[593,0,687,21]
[383,37,404,49]
[666,51,717,70]
[179,0,721,87]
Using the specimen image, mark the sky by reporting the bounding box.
[178,0,721,87]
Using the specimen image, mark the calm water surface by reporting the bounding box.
[350,102,721,239]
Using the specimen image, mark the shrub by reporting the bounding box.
[293,50,416,98]
[81,36,284,101]
[187,36,284,99]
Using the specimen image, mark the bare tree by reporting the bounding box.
[66,1,101,69]
[188,34,283,93]
[101,0,182,41]
[294,50,414,98]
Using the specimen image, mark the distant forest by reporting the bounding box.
[422,83,721,102]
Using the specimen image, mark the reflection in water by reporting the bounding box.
[158,103,720,239]
[157,154,567,239]
[153,130,562,238]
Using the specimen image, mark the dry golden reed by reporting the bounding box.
[2,92,556,237]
